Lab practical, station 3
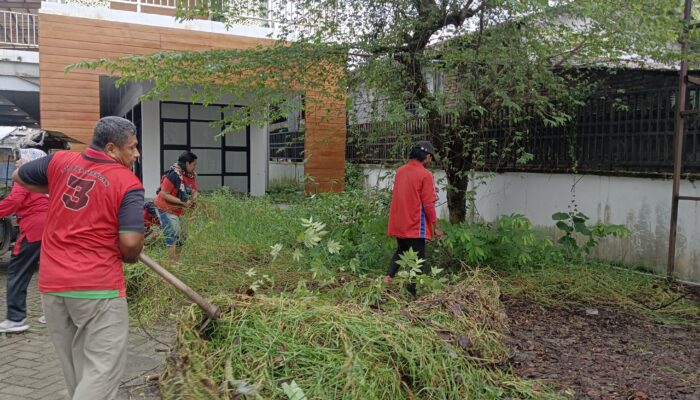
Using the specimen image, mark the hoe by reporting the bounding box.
[138,253,221,331]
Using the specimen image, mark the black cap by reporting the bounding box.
[416,140,435,156]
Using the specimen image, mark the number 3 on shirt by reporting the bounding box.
[62,175,96,211]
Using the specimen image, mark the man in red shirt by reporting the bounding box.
[154,151,198,260]
[384,141,443,296]
[0,149,49,333]
[14,116,144,400]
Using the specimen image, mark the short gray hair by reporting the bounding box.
[91,116,136,149]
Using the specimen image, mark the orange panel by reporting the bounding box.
[39,12,346,192]
[40,94,100,105]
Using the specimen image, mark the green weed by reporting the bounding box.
[499,262,700,326]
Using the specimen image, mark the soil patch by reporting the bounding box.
[504,298,700,399]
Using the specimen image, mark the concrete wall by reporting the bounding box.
[360,165,700,283]
[268,161,305,188]
[0,49,39,85]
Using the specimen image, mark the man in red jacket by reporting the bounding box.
[0,149,49,333]
[14,116,144,400]
[384,141,442,296]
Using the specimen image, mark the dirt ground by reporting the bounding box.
[503,297,700,400]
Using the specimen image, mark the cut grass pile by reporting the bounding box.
[160,271,559,400]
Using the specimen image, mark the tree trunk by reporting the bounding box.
[445,168,469,224]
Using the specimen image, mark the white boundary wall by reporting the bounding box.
[268,161,305,187]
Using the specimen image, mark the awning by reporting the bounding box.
[0,76,39,92]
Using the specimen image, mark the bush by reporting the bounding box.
[440,214,560,269]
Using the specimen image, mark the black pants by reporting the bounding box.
[387,238,426,296]
[6,238,41,322]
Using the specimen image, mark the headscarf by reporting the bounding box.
[19,148,47,163]
[17,148,49,198]
[165,162,195,203]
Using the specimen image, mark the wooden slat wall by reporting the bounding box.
[39,12,346,192]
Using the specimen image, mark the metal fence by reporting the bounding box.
[0,11,38,48]
[346,88,700,175]
[346,119,428,164]
[516,89,677,173]
[269,130,304,161]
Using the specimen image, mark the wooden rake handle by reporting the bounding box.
[138,253,220,321]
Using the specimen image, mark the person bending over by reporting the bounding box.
[154,151,198,260]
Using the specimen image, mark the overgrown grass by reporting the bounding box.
[499,262,700,326]
[127,189,395,322]
[127,192,306,321]
[125,190,700,399]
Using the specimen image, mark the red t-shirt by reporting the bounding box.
[387,160,438,240]
[21,148,144,296]
[154,172,197,217]
[0,183,48,255]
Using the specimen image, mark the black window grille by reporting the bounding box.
[346,86,700,176]
[269,130,305,162]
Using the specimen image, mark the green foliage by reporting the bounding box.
[281,381,308,400]
[65,0,691,223]
[126,190,699,400]
[440,210,631,271]
[68,42,346,135]
[395,248,424,279]
[441,214,559,269]
[281,216,345,282]
[344,162,365,191]
[552,211,630,257]
[266,179,305,203]
[289,189,393,274]
[128,189,396,321]
[393,248,448,294]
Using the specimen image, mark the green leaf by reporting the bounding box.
[326,239,343,254]
[573,222,591,236]
[552,212,569,221]
[292,249,304,262]
[556,221,573,233]
[281,381,308,400]
[269,243,283,261]
[558,236,578,247]
[572,214,588,224]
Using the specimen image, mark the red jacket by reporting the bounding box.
[39,148,143,296]
[0,183,48,255]
[387,160,438,240]
[154,173,197,217]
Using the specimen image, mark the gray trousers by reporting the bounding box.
[42,295,129,400]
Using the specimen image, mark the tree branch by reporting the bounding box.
[445,0,483,28]
[551,37,592,68]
